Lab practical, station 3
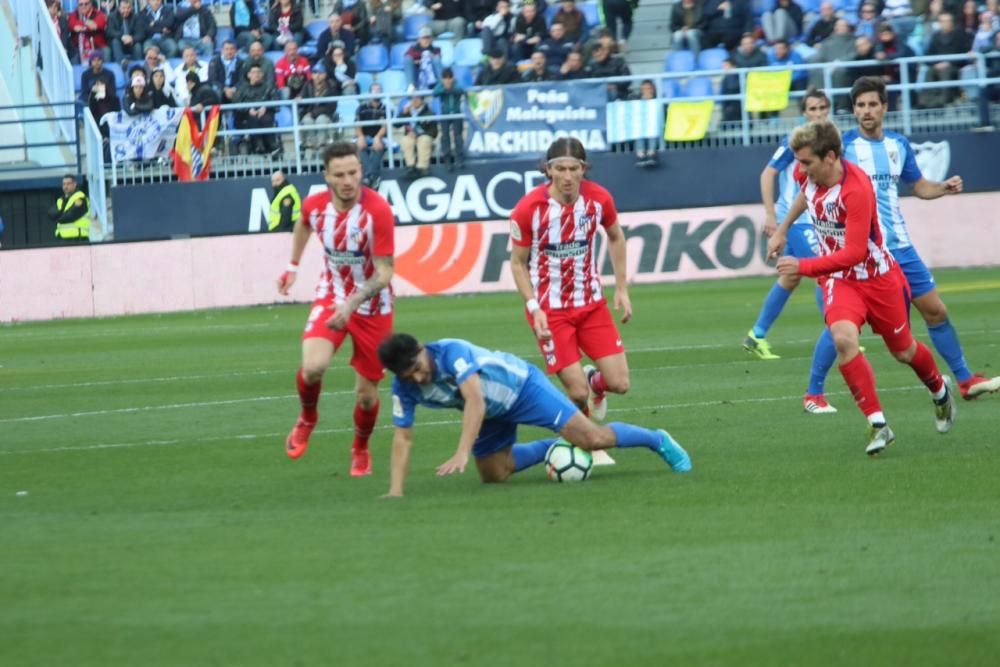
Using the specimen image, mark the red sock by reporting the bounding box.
[839,353,883,418]
[352,401,379,451]
[589,370,608,394]
[907,341,944,393]
[296,368,321,423]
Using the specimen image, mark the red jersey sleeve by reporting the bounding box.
[300,193,320,229]
[367,190,395,256]
[509,196,534,248]
[599,186,618,228]
[793,163,806,187]
[798,183,873,278]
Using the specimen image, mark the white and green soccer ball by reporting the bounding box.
[544,439,593,483]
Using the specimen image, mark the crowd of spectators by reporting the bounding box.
[54,0,1000,166]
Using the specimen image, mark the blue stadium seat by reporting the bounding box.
[580,2,601,28]
[697,48,728,72]
[660,78,681,99]
[434,40,455,67]
[104,62,125,91]
[545,5,559,25]
[215,26,234,51]
[275,106,293,128]
[168,58,183,72]
[355,71,374,93]
[666,50,696,73]
[337,97,359,123]
[403,14,432,40]
[389,42,410,70]
[451,63,476,88]
[357,44,390,72]
[264,51,283,64]
[682,76,715,98]
[378,69,408,95]
[454,38,483,67]
[305,20,327,42]
[73,63,87,94]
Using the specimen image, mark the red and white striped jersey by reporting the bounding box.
[795,159,895,282]
[302,187,395,315]
[509,180,618,310]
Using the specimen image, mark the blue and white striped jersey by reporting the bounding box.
[842,128,923,250]
[767,136,809,226]
[390,338,532,428]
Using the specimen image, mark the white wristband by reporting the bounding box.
[526,298,540,314]
[286,262,299,273]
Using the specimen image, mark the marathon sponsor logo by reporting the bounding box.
[543,241,589,259]
[869,172,899,190]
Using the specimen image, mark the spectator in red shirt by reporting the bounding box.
[68,0,110,64]
[275,40,313,100]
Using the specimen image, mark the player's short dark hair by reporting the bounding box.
[321,141,360,167]
[543,137,587,171]
[378,333,423,375]
[62,173,76,182]
[790,119,842,159]
[850,76,887,106]
[800,87,830,112]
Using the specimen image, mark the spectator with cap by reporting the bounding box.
[398,94,438,179]
[553,0,588,45]
[405,26,444,89]
[511,0,548,61]
[123,67,154,116]
[173,0,216,59]
[69,0,110,63]
[670,0,704,57]
[301,63,339,150]
[317,13,357,59]
[231,0,274,52]
[433,68,465,171]
[428,0,467,39]
[475,46,520,84]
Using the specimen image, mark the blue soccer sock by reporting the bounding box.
[609,422,660,450]
[814,285,825,314]
[927,319,972,382]
[512,438,557,472]
[752,282,793,338]
[807,328,837,395]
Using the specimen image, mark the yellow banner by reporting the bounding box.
[664,100,714,142]
[745,70,792,112]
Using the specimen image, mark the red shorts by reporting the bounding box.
[822,268,913,353]
[526,300,624,374]
[302,297,393,381]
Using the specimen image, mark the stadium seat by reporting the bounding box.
[73,63,86,94]
[453,38,483,67]
[305,20,327,43]
[403,14,432,41]
[355,71,374,94]
[264,51,283,64]
[666,50,696,73]
[104,62,125,92]
[337,97,359,123]
[682,76,715,98]
[357,44,390,72]
[660,78,681,99]
[451,63,476,88]
[580,2,601,28]
[697,48,728,72]
[215,26,234,51]
[275,106,293,128]
[545,5,559,25]
[434,40,455,68]
[389,42,410,70]
[378,69,409,96]
[168,57,183,72]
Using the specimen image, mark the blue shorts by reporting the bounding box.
[784,223,820,259]
[472,366,578,459]
[891,245,936,299]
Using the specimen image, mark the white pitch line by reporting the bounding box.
[0,386,933,456]
[0,321,279,341]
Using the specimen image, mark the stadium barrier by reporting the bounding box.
[3,191,998,323]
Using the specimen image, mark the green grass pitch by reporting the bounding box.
[2,268,1000,666]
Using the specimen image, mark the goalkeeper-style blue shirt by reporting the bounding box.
[390,338,532,428]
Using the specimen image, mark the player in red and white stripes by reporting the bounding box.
[277,142,395,475]
[509,138,632,449]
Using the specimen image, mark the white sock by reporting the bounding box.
[867,411,886,426]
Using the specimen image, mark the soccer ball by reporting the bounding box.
[544,440,593,482]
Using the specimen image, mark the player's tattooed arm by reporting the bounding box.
[350,255,395,307]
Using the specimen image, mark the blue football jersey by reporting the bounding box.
[842,128,923,250]
[768,136,809,226]
[390,339,532,428]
